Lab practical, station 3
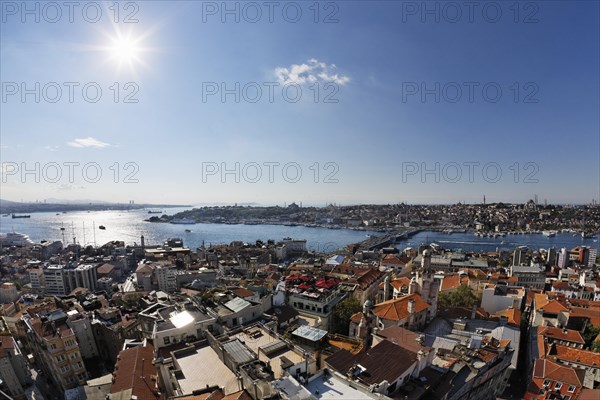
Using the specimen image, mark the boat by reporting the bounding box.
[184,229,192,233]
[1,214,9,217]
[148,210,163,214]
[0,232,34,246]
[170,218,195,225]
[11,214,30,218]
[542,230,556,237]
[99,225,106,230]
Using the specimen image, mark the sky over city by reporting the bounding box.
[1,1,599,205]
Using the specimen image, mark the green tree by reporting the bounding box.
[438,284,478,309]
[583,324,600,350]
[332,297,362,335]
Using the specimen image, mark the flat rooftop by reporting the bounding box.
[234,326,304,378]
[174,345,239,395]
[306,371,375,399]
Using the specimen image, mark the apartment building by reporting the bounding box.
[23,309,88,392]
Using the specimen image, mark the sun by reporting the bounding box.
[108,33,142,68]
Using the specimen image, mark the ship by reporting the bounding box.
[542,230,556,237]
[11,214,30,218]
[148,210,163,214]
[0,232,34,246]
[99,225,106,230]
[170,218,195,225]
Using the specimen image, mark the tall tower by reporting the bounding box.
[415,249,440,321]
[383,275,391,301]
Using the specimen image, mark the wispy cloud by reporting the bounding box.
[275,58,350,86]
[45,145,60,152]
[67,137,111,149]
[56,184,86,191]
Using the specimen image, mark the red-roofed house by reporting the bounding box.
[532,294,570,328]
[548,344,600,388]
[524,358,584,400]
[110,343,163,399]
[371,294,430,330]
[538,326,585,349]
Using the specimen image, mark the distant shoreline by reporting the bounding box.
[0,203,190,214]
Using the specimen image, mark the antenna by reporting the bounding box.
[82,222,86,245]
[72,222,76,245]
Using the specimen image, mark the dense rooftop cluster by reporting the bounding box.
[0,203,598,399]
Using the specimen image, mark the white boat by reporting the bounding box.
[170,218,195,225]
[542,230,556,237]
[0,232,34,246]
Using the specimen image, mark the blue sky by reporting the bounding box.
[1,1,598,205]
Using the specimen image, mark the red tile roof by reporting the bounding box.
[525,358,584,400]
[231,287,255,298]
[97,263,115,275]
[538,299,568,314]
[110,344,163,399]
[539,327,585,345]
[551,344,600,367]
[493,308,521,327]
[382,254,405,265]
[372,294,429,321]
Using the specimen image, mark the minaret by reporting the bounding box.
[383,275,391,301]
[416,249,432,300]
[416,249,440,321]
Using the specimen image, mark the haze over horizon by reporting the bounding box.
[1,1,599,205]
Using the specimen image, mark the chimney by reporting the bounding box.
[408,299,416,314]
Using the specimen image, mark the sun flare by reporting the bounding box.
[107,32,143,70]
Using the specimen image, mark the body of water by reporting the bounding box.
[1,209,598,253]
[396,231,599,253]
[0,208,380,252]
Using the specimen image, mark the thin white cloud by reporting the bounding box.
[44,145,60,152]
[275,58,350,86]
[67,137,111,149]
[56,184,86,191]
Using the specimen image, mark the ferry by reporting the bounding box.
[11,214,30,219]
[170,218,195,225]
[0,232,34,246]
[148,210,163,214]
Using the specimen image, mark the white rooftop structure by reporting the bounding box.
[224,297,251,313]
[169,310,194,329]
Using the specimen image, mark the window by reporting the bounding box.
[568,385,575,393]
[163,336,170,345]
[555,382,562,390]
[543,380,550,386]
